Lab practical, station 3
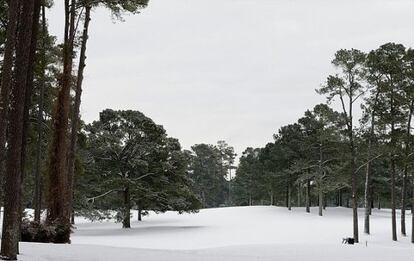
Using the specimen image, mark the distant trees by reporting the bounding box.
[187,142,236,208]
[232,104,347,211]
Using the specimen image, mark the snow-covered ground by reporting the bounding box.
[17,206,414,260]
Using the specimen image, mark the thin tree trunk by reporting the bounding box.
[138,207,142,221]
[318,144,323,216]
[348,90,359,243]
[1,0,35,258]
[287,178,292,211]
[364,90,379,235]
[67,4,91,226]
[401,165,408,236]
[390,93,397,242]
[34,1,47,224]
[270,192,274,206]
[123,186,131,228]
[401,100,413,236]
[306,179,310,213]
[338,189,342,207]
[318,186,323,216]
[377,194,380,210]
[391,158,397,241]
[369,188,374,215]
[412,176,414,243]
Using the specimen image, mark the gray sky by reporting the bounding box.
[49,0,414,157]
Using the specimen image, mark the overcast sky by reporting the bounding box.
[48,0,414,157]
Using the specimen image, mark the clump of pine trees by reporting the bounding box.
[232,43,414,244]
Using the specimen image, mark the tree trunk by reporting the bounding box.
[306,179,310,213]
[318,144,323,216]
[0,0,21,204]
[318,187,323,216]
[338,189,342,207]
[377,194,380,210]
[412,177,414,243]
[348,91,359,243]
[17,0,41,252]
[401,165,408,237]
[364,91,379,235]
[287,178,292,211]
[390,157,397,241]
[401,100,413,237]
[34,3,47,223]
[67,4,91,227]
[47,0,76,236]
[389,92,397,242]
[138,207,142,221]
[1,0,36,258]
[270,191,274,206]
[123,186,131,228]
[364,156,371,234]
[369,188,374,215]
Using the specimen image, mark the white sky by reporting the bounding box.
[48,0,414,157]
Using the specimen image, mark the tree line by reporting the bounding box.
[231,43,414,244]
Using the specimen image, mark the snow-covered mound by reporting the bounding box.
[18,206,414,260]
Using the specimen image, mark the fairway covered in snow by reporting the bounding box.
[17,206,414,260]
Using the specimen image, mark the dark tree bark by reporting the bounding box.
[348,88,359,243]
[401,100,413,237]
[270,191,274,206]
[412,178,414,243]
[286,176,292,211]
[318,144,323,217]
[17,0,41,252]
[1,0,36,259]
[123,186,131,228]
[377,194,380,210]
[364,91,379,235]
[0,0,21,202]
[138,207,142,221]
[306,178,310,213]
[390,158,397,241]
[34,2,47,223]
[47,0,76,236]
[338,189,343,207]
[67,4,91,225]
[318,186,323,217]
[390,93,397,242]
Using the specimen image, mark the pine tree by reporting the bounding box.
[1,0,36,258]
[317,49,366,243]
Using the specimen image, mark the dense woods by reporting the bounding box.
[0,0,413,260]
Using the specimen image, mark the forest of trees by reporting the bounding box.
[0,0,413,260]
